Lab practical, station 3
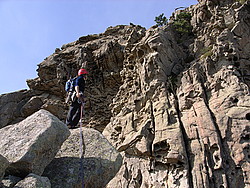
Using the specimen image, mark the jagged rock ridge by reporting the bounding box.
[0,0,250,187]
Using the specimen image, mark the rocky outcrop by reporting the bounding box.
[0,0,250,187]
[26,24,146,132]
[0,90,67,129]
[180,1,250,187]
[105,1,250,187]
[0,110,70,177]
[0,90,36,129]
[0,25,146,131]
[13,173,51,188]
[102,25,191,187]
[43,127,122,188]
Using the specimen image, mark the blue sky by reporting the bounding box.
[0,0,198,95]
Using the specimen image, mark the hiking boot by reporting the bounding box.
[67,124,78,129]
[67,124,73,129]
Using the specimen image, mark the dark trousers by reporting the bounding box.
[66,100,81,128]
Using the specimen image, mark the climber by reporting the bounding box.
[66,68,88,129]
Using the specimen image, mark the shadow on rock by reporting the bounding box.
[43,155,123,188]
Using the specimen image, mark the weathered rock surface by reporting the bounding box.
[104,1,250,187]
[13,173,51,188]
[0,155,9,181]
[43,127,122,188]
[1,175,22,188]
[0,0,250,187]
[26,24,146,132]
[0,90,67,129]
[0,90,36,129]
[0,109,70,177]
[102,25,191,188]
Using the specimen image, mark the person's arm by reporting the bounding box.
[75,76,85,99]
[75,86,81,98]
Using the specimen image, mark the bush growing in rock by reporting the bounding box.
[154,13,168,26]
[173,11,192,35]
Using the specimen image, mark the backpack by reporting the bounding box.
[65,77,77,92]
[65,77,77,104]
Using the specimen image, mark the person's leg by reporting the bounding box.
[66,101,79,127]
[71,102,81,127]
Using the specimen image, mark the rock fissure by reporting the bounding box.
[199,69,232,187]
[200,67,245,188]
[175,92,195,188]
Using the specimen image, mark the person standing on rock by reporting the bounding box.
[66,68,88,129]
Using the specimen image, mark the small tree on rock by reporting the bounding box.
[154,13,168,26]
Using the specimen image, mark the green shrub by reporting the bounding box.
[200,46,213,59]
[172,12,192,35]
[155,13,168,27]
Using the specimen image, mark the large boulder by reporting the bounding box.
[43,127,122,188]
[13,173,51,188]
[0,109,70,177]
[0,154,9,181]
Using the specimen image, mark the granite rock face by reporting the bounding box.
[105,1,250,187]
[0,0,250,187]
